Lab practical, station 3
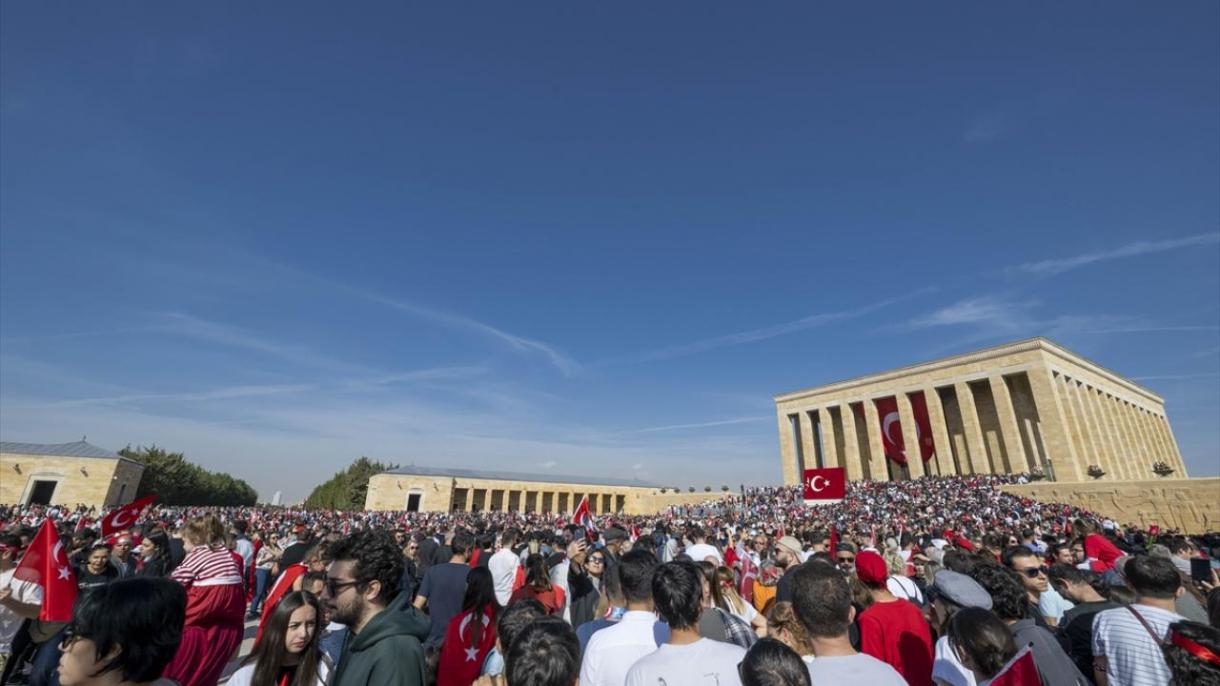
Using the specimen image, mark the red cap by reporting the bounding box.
[855,550,888,586]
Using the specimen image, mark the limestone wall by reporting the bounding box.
[0,453,144,508]
[1002,477,1220,533]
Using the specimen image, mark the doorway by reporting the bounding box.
[27,480,58,505]
[406,492,422,512]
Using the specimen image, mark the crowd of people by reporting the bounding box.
[0,474,1217,686]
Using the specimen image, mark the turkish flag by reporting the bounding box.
[101,494,158,536]
[571,495,597,534]
[986,646,1041,686]
[802,467,846,504]
[874,397,907,465]
[12,520,77,621]
[436,607,497,686]
[875,396,937,465]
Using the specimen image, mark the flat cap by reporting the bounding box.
[932,570,993,610]
[603,527,629,542]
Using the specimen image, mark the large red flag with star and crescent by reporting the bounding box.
[100,494,158,537]
[803,467,846,505]
[12,519,77,621]
[874,396,936,465]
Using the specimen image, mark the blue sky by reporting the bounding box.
[2,3,1217,501]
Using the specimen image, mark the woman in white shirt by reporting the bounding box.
[228,591,330,686]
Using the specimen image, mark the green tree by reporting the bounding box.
[118,445,258,506]
[304,457,398,510]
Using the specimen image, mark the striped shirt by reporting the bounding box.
[172,545,244,588]
[1091,603,1183,686]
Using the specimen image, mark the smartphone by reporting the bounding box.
[573,526,587,541]
[1191,557,1211,584]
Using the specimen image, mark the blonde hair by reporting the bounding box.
[884,551,907,576]
[184,514,226,547]
[715,566,750,616]
[765,601,812,655]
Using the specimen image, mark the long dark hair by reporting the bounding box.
[143,530,171,562]
[525,554,551,592]
[242,591,324,686]
[460,567,497,649]
[948,607,1017,681]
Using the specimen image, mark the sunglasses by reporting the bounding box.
[325,578,361,595]
[837,556,855,563]
[1019,566,1049,578]
[588,556,606,564]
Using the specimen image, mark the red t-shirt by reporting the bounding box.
[1085,533,1124,572]
[858,598,934,686]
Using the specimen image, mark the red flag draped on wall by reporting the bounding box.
[100,494,158,536]
[13,520,77,621]
[874,396,936,465]
[909,392,937,463]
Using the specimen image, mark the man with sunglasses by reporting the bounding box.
[325,530,429,686]
[1003,546,1070,628]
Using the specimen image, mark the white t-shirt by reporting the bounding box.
[226,658,330,686]
[488,548,521,607]
[581,611,661,686]
[0,568,43,655]
[684,543,722,564]
[932,634,975,686]
[1092,603,1183,686]
[807,653,908,686]
[625,638,746,686]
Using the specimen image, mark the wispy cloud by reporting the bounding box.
[605,289,935,365]
[241,254,582,377]
[1009,232,1220,277]
[358,292,581,376]
[963,112,1008,143]
[154,312,372,374]
[627,415,772,434]
[905,295,1037,334]
[20,383,315,409]
[538,460,558,469]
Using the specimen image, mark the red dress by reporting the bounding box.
[164,545,246,686]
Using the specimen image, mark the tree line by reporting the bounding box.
[118,445,258,506]
[304,456,398,510]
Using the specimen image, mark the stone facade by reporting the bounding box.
[774,338,1188,485]
[0,450,145,508]
[1002,478,1220,534]
[365,467,698,515]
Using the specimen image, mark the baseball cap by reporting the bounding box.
[855,550,888,586]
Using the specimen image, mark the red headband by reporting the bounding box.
[1171,631,1220,667]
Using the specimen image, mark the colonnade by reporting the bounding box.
[451,485,627,515]
[779,365,1186,485]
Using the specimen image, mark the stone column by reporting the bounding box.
[1140,409,1170,468]
[797,411,817,470]
[1024,367,1084,482]
[954,382,992,475]
[1155,414,1188,475]
[1081,385,1118,479]
[861,399,889,480]
[923,387,955,476]
[1122,400,1151,476]
[1065,381,1102,478]
[838,403,864,481]
[989,375,1030,473]
[1104,395,1134,479]
[1055,377,1088,476]
[465,488,475,512]
[896,393,926,479]
[482,488,493,511]
[777,412,799,485]
[1115,400,1146,476]
[819,408,841,469]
